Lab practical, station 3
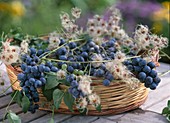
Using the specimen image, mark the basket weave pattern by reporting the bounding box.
[6,65,148,115]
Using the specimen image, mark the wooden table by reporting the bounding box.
[0,63,169,123]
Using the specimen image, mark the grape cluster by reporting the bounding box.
[66,74,84,98]
[125,58,161,90]
[50,38,116,89]
[18,47,58,113]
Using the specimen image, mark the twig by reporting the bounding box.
[0,79,18,95]
[159,70,170,77]
[3,91,18,122]
[160,50,170,60]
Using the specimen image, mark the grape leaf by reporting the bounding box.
[53,89,64,110]
[95,104,102,112]
[45,74,62,90]
[162,107,170,115]
[7,111,21,123]
[168,100,170,108]
[11,91,22,106]
[42,86,55,101]
[21,95,30,113]
[64,91,75,112]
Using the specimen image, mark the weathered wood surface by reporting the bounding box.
[0,63,169,123]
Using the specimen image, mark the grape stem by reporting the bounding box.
[41,38,84,59]
[0,79,18,95]
[42,55,141,64]
[160,50,170,60]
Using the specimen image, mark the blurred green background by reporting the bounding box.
[0,0,169,62]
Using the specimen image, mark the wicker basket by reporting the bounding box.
[6,65,149,115]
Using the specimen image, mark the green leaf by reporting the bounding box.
[21,95,30,113]
[42,86,55,101]
[45,74,61,90]
[78,108,87,115]
[48,118,54,123]
[7,111,21,123]
[11,91,22,106]
[168,100,170,108]
[167,115,170,122]
[95,104,102,112]
[162,107,170,114]
[64,91,75,112]
[53,89,64,110]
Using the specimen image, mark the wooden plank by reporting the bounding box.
[117,110,168,123]
[91,118,116,123]
[140,77,170,110]
[156,63,170,78]
[3,110,48,123]
[61,116,98,123]
[0,94,14,108]
[147,96,170,113]
[30,114,72,123]
[0,104,22,121]
[0,91,12,98]
[104,114,125,122]
[18,110,48,123]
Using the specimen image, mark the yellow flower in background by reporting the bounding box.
[10,1,25,17]
[153,22,163,33]
[0,1,25,17]
[152,1,170,23]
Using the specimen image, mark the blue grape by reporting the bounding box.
[132,58,141,66]
[105,73,114,81]
[31,66,38,73]
[59,39,65,45]
[21,64,27,71]
[45,61,53,68]
[69,42,77,49]
[37,49,44,56]
[147,62,155,69]
[139,59,147,66]
[109,52,115,59]
[34,80,42,88]
[77,56,85,62]
[17,73,25,81]
[154,76,161,84]
[40,77,46,84]
[127,65,134,71]
[142,65,151,74]
[89,42,95,47]
[96,69,105,77]
[149,70,157,78]
[123,61,131,66]
[51,66,58,72]
[145,76,153,85]
[71,80,78,87]
[67,66,74,73]
[44,67,51,72]
[150,83,157,90]
[66,74,75,83]
[30,47,36,55]
[59,55,67,60]
[56,47,67,55]
[103,79,110,86]
[70,87,80,98]
[26,57,32,64]
[138,72,146,82]
[134,66,142,73]
[29,78,35,83]
[38,64,45,72]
